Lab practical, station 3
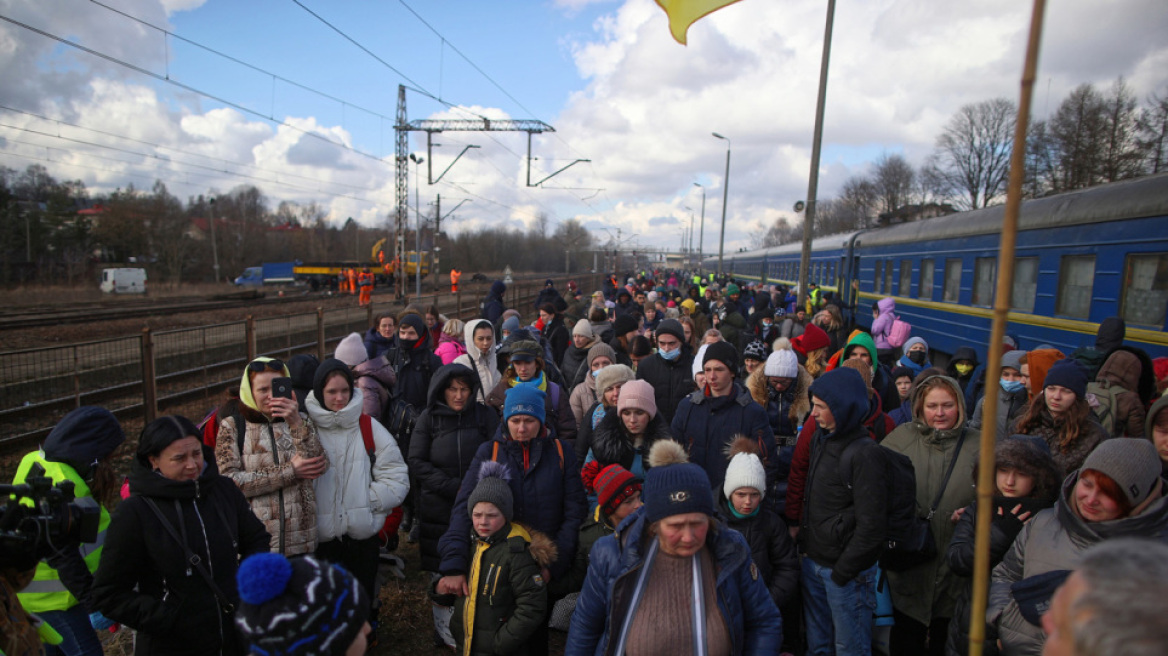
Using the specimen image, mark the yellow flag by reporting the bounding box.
[655,0,743,45]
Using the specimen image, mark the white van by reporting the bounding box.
[100,268,147,294]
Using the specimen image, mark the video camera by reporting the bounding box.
[0,463,101,571]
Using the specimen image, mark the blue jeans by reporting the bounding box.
[40,606,104,656]
[802,558,877,656]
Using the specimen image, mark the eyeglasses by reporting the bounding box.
[247,359,284,374]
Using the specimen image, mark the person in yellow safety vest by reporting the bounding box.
[806,282,822,315]
[13,406,125,656]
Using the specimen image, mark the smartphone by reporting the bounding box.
[271,376,295,400]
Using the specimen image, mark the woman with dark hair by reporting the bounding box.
[678,315,699,353]
[364,312,397,360]
[408,363,498,648]
[944,436,1062,656]
[1011,360,1108,474]
[540,302,570,366]
[424,304,444,348]
[215,357,327,555]
[91,416,270,655]
[12,407,125,656]
[989,439,1168,655]
[628,334,653,371]
[583,379,672,492]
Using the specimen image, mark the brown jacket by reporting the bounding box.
[216,411,325,555]
[1094,350,1146,437]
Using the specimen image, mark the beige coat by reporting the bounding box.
[216,411,326,555]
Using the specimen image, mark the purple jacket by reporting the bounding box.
[871,298,896,350]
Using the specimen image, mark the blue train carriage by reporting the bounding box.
[708,229,866,318]
[851,174,1168,360]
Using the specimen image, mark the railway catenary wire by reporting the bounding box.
[0,273,598,451]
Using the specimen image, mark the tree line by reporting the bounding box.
[0,164,597,287]
[758,77,1168,247]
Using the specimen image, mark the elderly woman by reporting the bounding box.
[215,356,327,555]
[1011,360,1108,474]
[881,375,980,655]
[989,439,1168,655]
[564,440,783,656]
[92,416,271,655]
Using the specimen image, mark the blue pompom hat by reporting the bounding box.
[503,384,546,425]
[642,441,715,524]
[236,553,368,656]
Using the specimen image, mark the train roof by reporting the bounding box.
[706,173,1168,264]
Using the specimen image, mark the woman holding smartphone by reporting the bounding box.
[214,356,328,555]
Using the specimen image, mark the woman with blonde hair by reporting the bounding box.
[791,323,831,379]
[434,317,467,365]
[677,315,699,352]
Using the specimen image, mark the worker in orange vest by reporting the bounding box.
[346,267,358,295]
[337,270,347,294]
[450,268,462,294]
[358,267,374,306]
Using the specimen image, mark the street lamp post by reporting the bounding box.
[693,182,706,272]
[712,133,731,277]
[409,153,424,298]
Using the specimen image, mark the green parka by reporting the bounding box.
[881,376,980,625]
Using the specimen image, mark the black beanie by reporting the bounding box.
[655,319,685,343]
[312,358,354,408]
[703,341,739,376]
[613,314,639,337]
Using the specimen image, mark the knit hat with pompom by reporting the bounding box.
[722,435,767,500]
[236,553,368,656]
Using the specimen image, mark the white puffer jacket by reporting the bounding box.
[306,388,410,541]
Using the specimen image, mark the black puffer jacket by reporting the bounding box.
[560,341,592,388]
[635,351,696,423]
[408,365,499,571]
[721,497,799,607]
[588,408,674,473]
[91,449,270,656]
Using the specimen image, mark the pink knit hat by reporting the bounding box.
[617,379,657,417]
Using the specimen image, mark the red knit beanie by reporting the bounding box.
[594,464,642,517]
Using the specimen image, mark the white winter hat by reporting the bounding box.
[723,436,767,500]
[334,332,368,367]
[693,343,710,381]
[764,340,798,378]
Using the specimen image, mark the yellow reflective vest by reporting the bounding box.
[12,452,110,613]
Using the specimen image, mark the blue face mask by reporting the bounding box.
[591,369,601,378]
[659,347,680,361]
[762,321,773,329]
[1001,379,1026,394]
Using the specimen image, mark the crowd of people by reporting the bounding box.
[5,271,1168,656]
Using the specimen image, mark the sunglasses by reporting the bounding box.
[247,359,285,374]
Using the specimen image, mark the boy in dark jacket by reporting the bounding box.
[553,464,643,597]
[800,367,887,656]
[445,461,555,656]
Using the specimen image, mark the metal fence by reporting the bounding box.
[0,274,599,447]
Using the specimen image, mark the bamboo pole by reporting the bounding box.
[967,1,1047,654]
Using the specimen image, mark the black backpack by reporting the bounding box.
[838,434,919,556]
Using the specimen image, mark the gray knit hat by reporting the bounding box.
[1080,438,1162,507]
[468,461,514,521]
[596,364,635,396]
[1001,349,1028,372]
[572,319,593,338]
[587,341,617,368]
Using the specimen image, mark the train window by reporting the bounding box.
[943,258,962,303]
[884,260,893,297]
[1011,257,1038,313]
[874,260,883,292]
[1055,255,1095,319]
[899,260,912,296]
[972,258,997,306]
[1121,253,1168,327]
[919,259,935,300]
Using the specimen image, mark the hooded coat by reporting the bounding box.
[437,425,587,581]
[564,510,783,656]
[305,362,409,543]
[1093,349,1146,437]
[969,382,1030,442]
[561,338,595,391]
[91,449,271,656]
[454,318,501,405]
[988,471,1168,656]
[387,316,444,413]
[720,496,799,608]
[482,281,506,325]
[881,376,980,625]
[946,346,981,403]
[570,367,600,429]
[351,354,395,423]
[409,364,499,571]
[842,331,901,413]
[800,368,888,585]
[871,297,896,350]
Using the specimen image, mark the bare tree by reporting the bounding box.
[1098,78,1144,182]
[1137,89,1168,174]
[840,175,880,226]
[872,153,916,215]
[758,216,801,247]
[1049,84,1107,191]
[148,181,193,283]
[928,98,1016,209]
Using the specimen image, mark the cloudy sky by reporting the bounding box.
[1,0,1165,254]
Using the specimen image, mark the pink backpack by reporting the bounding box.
[887,316,912,348]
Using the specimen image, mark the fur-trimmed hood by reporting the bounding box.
[591,407,674,471]
[746,362,812,423]
[525,526,559,568]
